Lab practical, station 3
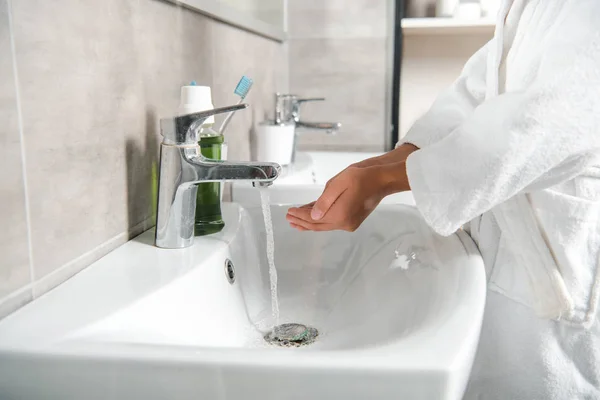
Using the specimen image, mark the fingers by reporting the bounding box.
[286,213,318,229]
[286,215,313,230]
[288,166,353,222]
[311,177,347,221]
[286,214,336,232]
[298,201,315,209]
[287,201,315,217]
[289,222,308,232]
[287,205,315,222]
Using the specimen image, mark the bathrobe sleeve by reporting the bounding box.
[408,33,600,236]
[397,42,491,149]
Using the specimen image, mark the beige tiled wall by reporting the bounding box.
[288,0,391,152]
[0,0,284,317]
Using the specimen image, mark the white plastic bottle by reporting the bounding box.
[178,84,214,117]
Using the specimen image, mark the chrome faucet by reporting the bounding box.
[155,104,281,249]
[274,94,341,134]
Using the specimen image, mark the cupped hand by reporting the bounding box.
[286,144,418,232]
[286,164,409,232]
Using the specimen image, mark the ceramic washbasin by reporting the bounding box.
[0,203,485,400]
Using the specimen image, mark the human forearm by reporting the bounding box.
[370,144,419,196]
[353,143,419,168]
[375,160,412,196]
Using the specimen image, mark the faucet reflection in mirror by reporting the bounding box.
[275,94,342,134]
[155,104,281,249]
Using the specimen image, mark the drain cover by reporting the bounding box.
[264,323,319,348]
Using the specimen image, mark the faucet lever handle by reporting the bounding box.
[296,97,325,104]
[160,103,249,145]
[274,94,329,124]
[292,97,326,123]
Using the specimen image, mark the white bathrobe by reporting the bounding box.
[400,0,600,398]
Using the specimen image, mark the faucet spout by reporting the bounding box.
[186,153,280,184]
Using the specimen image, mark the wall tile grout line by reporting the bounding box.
[0,284,32,318]
[6,0,36,286]
[30,216,155,299]
[0,216,155,310]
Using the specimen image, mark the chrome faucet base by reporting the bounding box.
[155,105,280,249]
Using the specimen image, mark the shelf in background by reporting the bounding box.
[402,18,495,36]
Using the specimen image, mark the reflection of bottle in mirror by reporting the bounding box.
[178,83,225,236]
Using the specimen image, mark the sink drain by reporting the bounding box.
[224,259,235,284]
[264,323,319,348]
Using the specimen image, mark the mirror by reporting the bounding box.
[164,0,286,41]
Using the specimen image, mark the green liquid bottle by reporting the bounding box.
[195,131,225,236]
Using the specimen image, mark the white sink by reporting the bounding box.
[0,203,485,400]
[232,151,416,206]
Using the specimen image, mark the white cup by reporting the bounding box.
[253,123,296,166]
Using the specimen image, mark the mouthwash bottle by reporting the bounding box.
[178,83,225,236]
[195,125,225,236]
